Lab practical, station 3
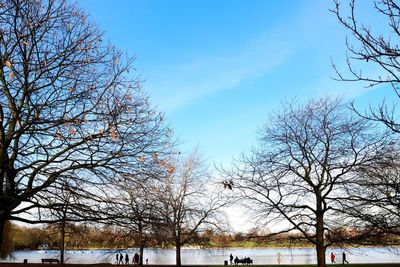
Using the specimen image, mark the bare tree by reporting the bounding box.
[107,176,165,265]
[337,150,400,240]
[38,177,102,263]
[332,0,400,239]
[224,97,392,267]
[332,0,400,133]
[162,153,230,266]
[0,0,169,252]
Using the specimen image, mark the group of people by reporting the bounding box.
[228,251,349,265]
[330,251,349,264]
[116,252,148,265]
[229,254,253,265]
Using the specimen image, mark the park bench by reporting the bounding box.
[41,258,60,264]
[235,258,253,265]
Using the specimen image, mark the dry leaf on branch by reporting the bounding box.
[111,129,118,141]
[55,133,64,139]
[166,165,175,174]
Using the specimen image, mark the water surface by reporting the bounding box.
[1,247,399,265]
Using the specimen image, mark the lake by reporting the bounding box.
[1,247,400,265]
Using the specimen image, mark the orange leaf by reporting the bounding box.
[55,133,64,139]
[4,61,11,68]
[167,165,175,174]
[138,156,145,162]
[111,129,118,141]
[22,40,29,46]
[8,72,14,79]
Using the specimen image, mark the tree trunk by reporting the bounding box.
[175,240,181,267]
[60,221,66,264]
[315,192,326,267]
[138,225,144,266]
[316,240,326,267]
[139,246,144,266]
[0,218,6,257]
[0,217,13,259]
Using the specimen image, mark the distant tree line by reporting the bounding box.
[9,222,400,252]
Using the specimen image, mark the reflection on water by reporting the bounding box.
[1,247,400,264]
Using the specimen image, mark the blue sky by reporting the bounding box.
[77,0,397,167]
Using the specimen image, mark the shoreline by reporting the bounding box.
[18,245,400,251]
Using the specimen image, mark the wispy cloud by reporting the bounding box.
[310,62,395,101]
[148,33,291,112]
[145,1,336,112]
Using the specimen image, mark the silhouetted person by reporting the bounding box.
[342,252,348,264]
[134,253,139,265]
[330,252,335,263]
[125,253,129,265]
[146,258,148,264]
[116,254,119,264]
[229,254,233,264]
[119,253,123,265]
[234,256,239,265]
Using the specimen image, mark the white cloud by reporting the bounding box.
[145,1,339,113]
[148,33,291,112]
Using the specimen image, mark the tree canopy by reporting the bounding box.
[0,0,171,253]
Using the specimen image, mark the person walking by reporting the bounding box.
[119,253,123,265]
[229,254,233,264]
[330,252,335,263]
[125,253,129,265]
[342,251,349,264]
[116,253,119,264]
